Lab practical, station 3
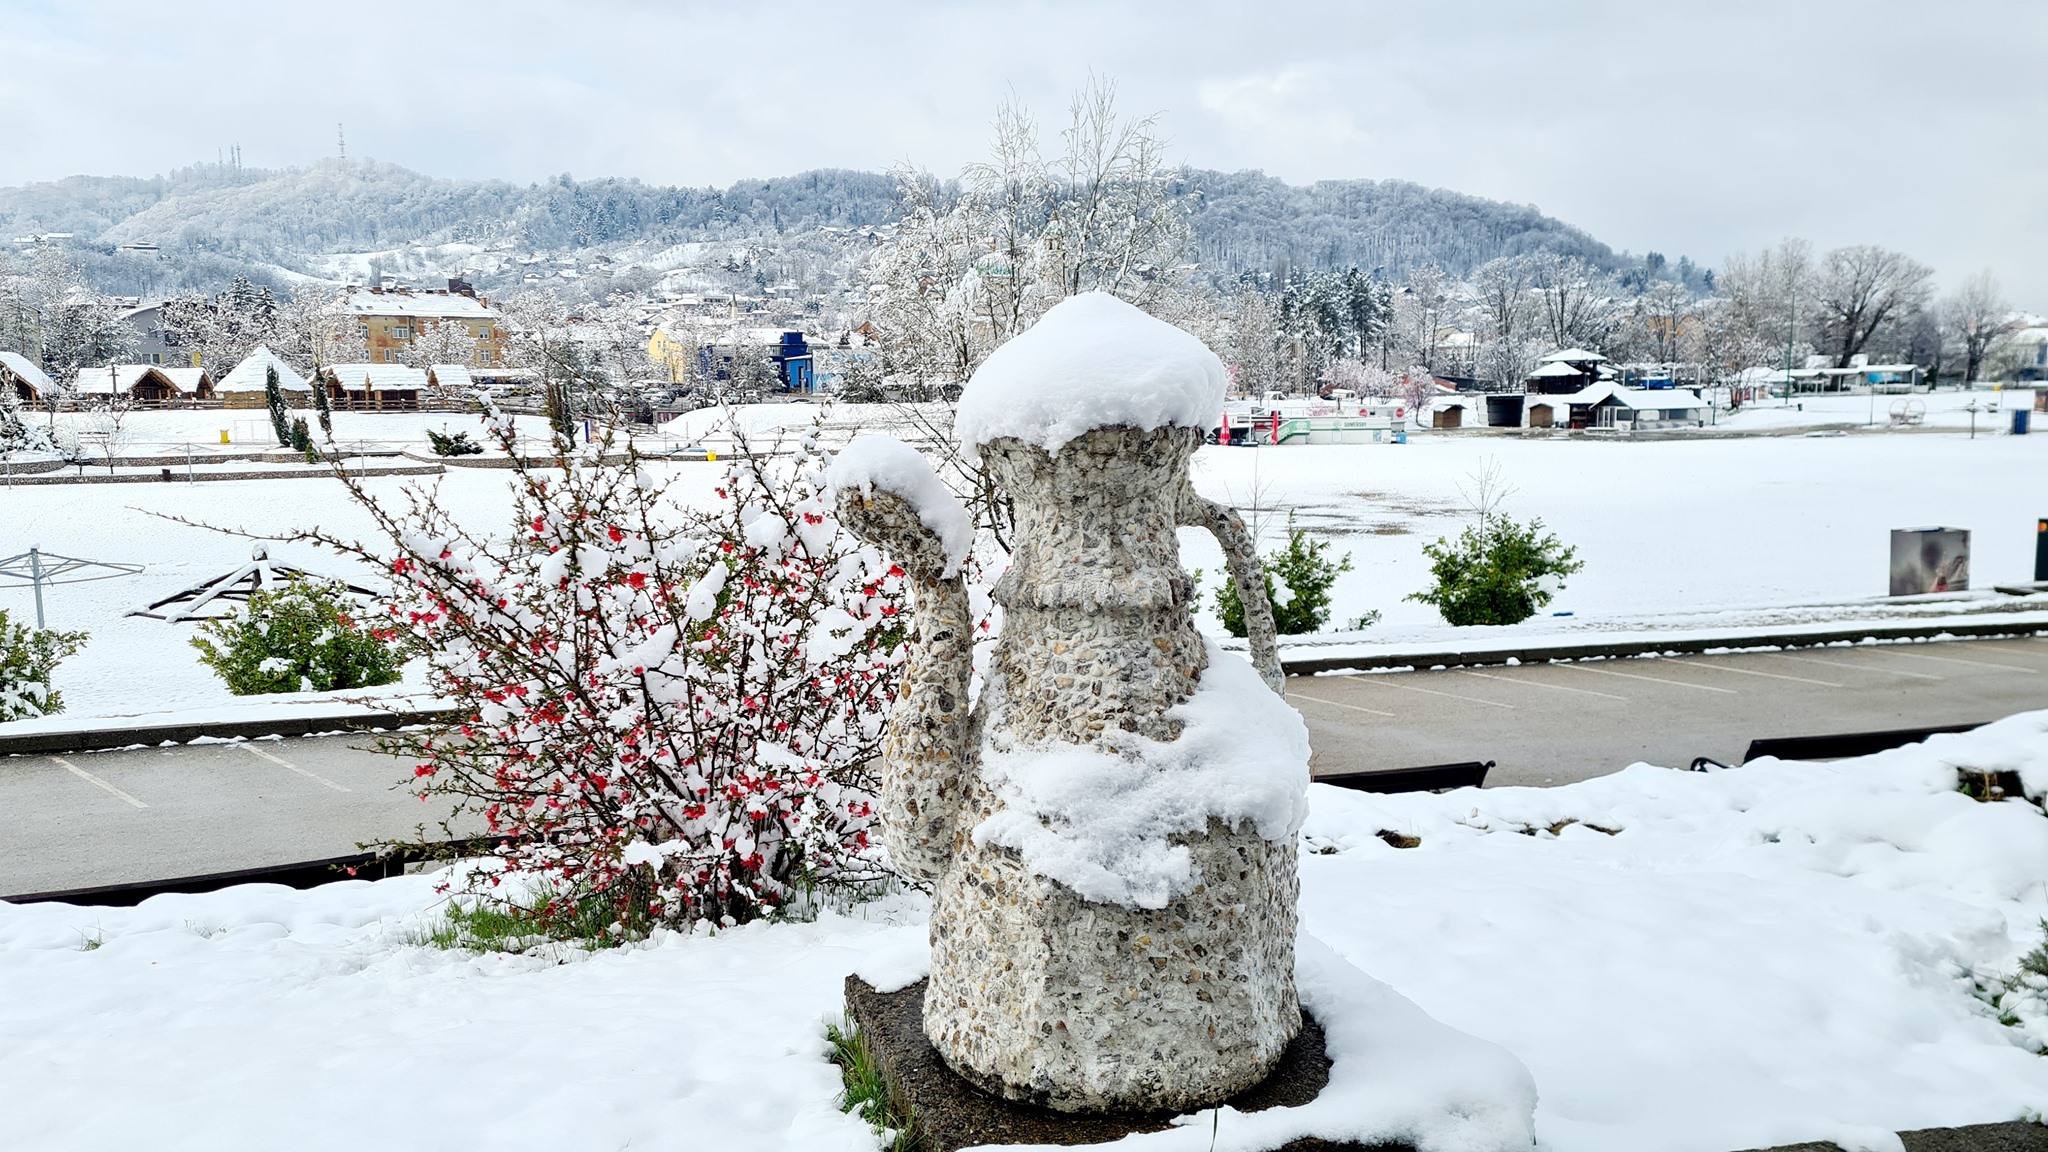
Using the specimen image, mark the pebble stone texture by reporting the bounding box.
[838,424,1303,1114]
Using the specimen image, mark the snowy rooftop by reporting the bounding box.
[323,364,429,392]
[344,290,498,320]
[216,346,311,394]
[0,350,53,391]
[429,364,474,391]
[74,365,206,395]
[1553,381,1708,409]
[953,292,1226,456]
[1527,362,1585,378]
[1539,347,1609,364]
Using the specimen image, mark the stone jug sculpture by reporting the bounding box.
[830,292,1311,1114]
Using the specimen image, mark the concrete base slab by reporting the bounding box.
[844,975,1404,1151]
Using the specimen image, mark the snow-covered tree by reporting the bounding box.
[1807,246,1933,370]
[1940,270,2015,384]
[868,77,1197,390]
[1397,263,1452,372]
[1527,253,1620,353]
[0,242,137,382]
[1469,255,1539,389]
[398,316,486,370]
[274,282,366,369]
[0,384,56,457]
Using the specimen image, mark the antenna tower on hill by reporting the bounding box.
[338,123,346,160]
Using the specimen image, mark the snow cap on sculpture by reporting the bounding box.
[953,291,1226,459]
[826,436,973,577]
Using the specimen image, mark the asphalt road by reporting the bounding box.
[1291,635,2048,786]
[5,636,2045,897]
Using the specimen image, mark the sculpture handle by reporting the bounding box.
[1180,493,1285,692]
[834,486,974,882]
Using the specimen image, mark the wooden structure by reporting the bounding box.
[318,364,426,411]
[0,351,53,404]
[216,346,313,410]
[74,364,213,406]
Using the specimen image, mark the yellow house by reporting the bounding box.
[347,284,506,367]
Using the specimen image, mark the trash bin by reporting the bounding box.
[2014,409,2031,436]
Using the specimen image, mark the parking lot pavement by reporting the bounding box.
[6,637,2045,894]
[1291,635,2048,788]
[3,735,458,896]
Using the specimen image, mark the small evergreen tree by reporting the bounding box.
[0,609,89,720]
[264,364,291,446]
[1214,519,1372,636]
[426,428,484,456]
[191,579,406,695]
[289,415,312,457]
[1408,517,1584,626]
[312,373,334,439]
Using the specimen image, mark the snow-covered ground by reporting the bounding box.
[4,712,2046,1152]
[1,410,2040,719]
[1709,386,2038,433]
[1177,426,2045,644]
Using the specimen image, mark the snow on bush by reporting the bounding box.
[305,409,910,929]
[190,579,406,696]
[0,609,87,720]
[0,385,56,458]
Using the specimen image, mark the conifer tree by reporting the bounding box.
[264,364,290,446]
[312,369,334,439]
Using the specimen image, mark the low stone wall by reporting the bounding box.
[401,449,644,469]
[0,457,64,476]
[3,463,444,485]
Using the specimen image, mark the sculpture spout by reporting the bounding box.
[831,467,976,883]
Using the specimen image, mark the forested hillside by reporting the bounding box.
[0,159,1626,297]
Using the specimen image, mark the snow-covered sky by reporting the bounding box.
[6,0,2046,304]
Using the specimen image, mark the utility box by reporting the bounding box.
[1890,527,1970,595]
[2014,409,2031,436]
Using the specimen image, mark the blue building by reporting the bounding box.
[695,329,815,394]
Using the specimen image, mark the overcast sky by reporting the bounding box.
[6,0,2044,303]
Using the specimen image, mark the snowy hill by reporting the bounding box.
[0,159,1623,298]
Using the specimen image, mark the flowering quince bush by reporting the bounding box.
[304,402,912,931]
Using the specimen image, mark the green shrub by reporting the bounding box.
[1214,520,1372,636]
[1408,516,1583,626]
[0,609,88,720]
[426,428,484,457]
[191,579,406,695]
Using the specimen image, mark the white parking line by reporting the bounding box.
[1338,675,1518,710]
[1884,649,2040,674]
[1458,670,1626,701]
[1556,663,1737,694]
[1680,662,1843,688]
[1286,691,1397,718]
[1769,653,1943,681]
[49,757,147,809]
[239,744,351,792]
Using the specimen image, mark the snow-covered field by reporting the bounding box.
[1710,386,2038,433]
[2,410,2041,719]
[5,712,2046,1152]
